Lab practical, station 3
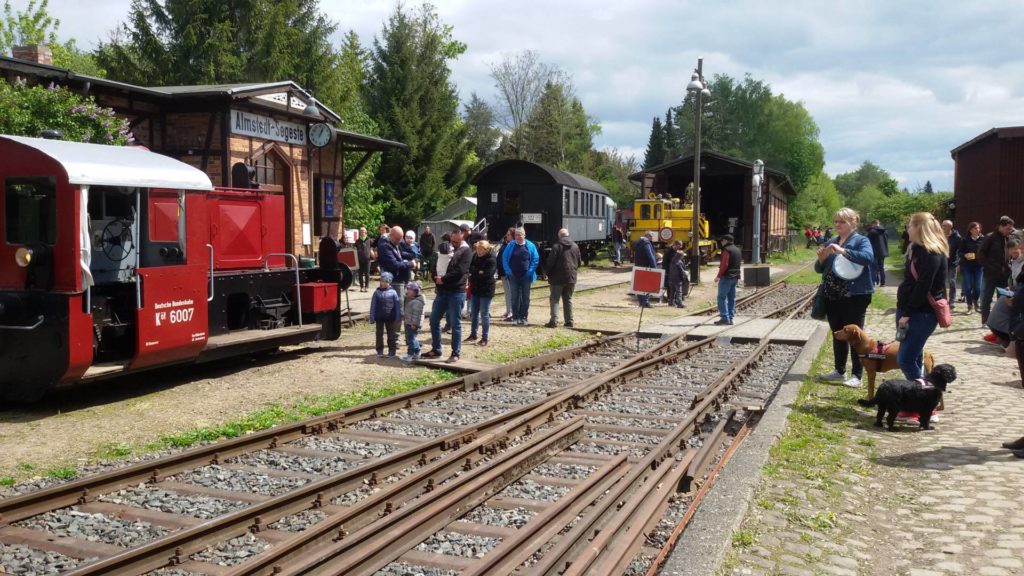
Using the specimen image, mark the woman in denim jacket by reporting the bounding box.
[815,207,875,388]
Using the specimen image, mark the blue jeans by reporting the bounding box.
[872,254,887,286]
[508,276,532,321]
[613,241,624,263]
[895,309,938,379]
[717,277,738,321]
[405,325,420,357]
[470,294,492,340]
[980,275,1009,324]
[962,266,982,306]
[429,289,466,356]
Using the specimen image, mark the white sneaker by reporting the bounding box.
[819,370,845,382]
[399,354,415,362]
[842,376,863,388]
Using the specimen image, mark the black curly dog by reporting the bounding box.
[856,364,957,431]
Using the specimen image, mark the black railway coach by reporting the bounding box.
[473,159,614,262]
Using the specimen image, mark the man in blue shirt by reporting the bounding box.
[501,227,540,325]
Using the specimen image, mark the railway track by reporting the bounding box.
[0,281,815,575]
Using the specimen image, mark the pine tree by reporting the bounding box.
[364,2,473,227]
[662,109,681,162]
[923,180,934,194]
[643,116,666,170]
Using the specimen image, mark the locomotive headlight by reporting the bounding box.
[15,246,33,267]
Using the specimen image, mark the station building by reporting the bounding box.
[630,151,795,261]
[950,126,1024,229]
[1,44,404,259]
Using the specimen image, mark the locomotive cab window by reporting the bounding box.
[5,177,57,245]
[640,203,651,220]
[654,204,662,219]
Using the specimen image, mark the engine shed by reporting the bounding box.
[1,46,405,260]
[630,151,795,261]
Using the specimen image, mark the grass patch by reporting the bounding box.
[769,245,817,264]
[15,462,36,472]
[96,442,133,460]
[485,333,588,364]
[764,339,868,496]
[0,476,15,487]
[756,497,775,510]
[157,370,456,450]
[870,290,896,312]
[731,528,757,547]
[786,267,821,285]
[46,465,78,480]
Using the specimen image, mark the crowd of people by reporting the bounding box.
[815,209,1024,398]
[328,223,584,363]
[803,225,834,247]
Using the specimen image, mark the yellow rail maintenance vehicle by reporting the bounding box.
[627,195,718,262]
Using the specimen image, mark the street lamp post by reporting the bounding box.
[687,58,711,283]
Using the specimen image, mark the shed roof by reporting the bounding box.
[472,159,610,195]
[0,57,344,121]
[950,126,1024,157]
[1,135,214,191]
[628,150,796,195]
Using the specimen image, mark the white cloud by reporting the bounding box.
[40,0,1024,190]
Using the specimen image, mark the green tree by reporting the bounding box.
[96,0,343,109]
[0,77,132,144]
[335,31,386,231]
[488,49,559,159]
[1,0,103,75]
[643,116,665,169]
[673,73,823,193]
[464,92,500,167]
[922,180,934,194]
[789,171,841,228]
[591,148,638,208]
[364,2,473,227]
[662,109,682,160]
[833,161,898,202]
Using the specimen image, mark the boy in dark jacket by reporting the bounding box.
[401,281,425,361]
[668,240,689,308]
[370,272,402,357]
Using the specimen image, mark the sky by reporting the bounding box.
[37,0,1024,192]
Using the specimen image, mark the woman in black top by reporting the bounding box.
[958,221,984,313]
[467,240,497,346]
[896,212,949,379]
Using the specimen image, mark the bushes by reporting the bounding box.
[0,76,132,144]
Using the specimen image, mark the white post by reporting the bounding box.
[752,159,764,264]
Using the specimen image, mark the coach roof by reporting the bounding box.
[472,159,610,195]
[0,135,215,191]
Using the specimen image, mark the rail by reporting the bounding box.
[263,253,301,328]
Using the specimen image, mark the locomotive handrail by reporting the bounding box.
[263,253,302,328]
[0,315,44,330]
[205,243,215,302]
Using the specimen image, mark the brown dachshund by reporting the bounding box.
[833,324,935,401]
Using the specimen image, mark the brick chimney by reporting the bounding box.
[12,45,53,66]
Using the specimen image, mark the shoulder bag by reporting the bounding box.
[910,258,952,328]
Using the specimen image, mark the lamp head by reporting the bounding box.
[302,97,321,118]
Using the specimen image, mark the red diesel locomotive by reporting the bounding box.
[0,135,348,403]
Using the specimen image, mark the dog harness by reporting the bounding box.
[916,378,934,390]
[857,341,889,371]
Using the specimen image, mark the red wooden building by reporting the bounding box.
[950,126,1024,229]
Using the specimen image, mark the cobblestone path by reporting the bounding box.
[723,286,1024,576]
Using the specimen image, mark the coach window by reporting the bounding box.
[573,190,578,215]
[5,177,57,245]
[563,189,570,214]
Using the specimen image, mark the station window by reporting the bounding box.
[5,177,57,244]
